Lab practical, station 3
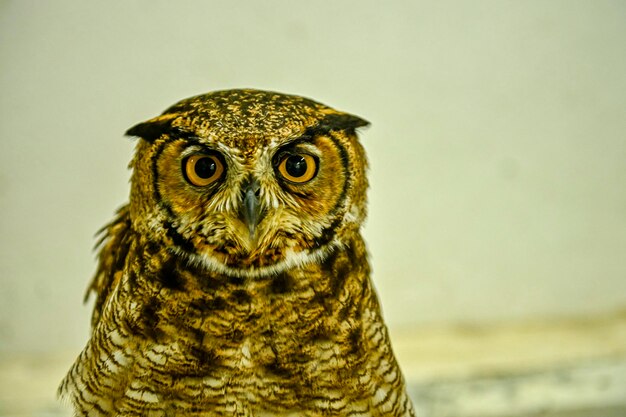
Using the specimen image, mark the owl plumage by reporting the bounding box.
[60,89,415,416]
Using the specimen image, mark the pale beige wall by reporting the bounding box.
[0,1,624,352]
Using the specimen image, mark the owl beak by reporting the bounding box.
[241,179,262,239]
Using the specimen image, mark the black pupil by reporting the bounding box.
[285,155,307,177]
[194,157,217,179]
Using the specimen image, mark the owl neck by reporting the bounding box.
[124,233,378,345]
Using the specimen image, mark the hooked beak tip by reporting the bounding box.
[247,224,257,240]
[242,186,262,239]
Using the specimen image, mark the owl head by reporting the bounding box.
[126,89,369,278]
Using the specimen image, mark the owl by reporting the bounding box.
[59,89,416,417]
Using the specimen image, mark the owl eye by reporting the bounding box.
[183,154,225,186]
[277,153,318,184]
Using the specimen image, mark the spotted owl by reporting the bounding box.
[59,89,416,416]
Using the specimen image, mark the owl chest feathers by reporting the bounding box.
[67,232,409,415]
[117,232,373,379]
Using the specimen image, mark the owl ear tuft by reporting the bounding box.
[125,113,181,142]
[313,113,370,135]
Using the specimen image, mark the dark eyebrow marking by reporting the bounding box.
[278,113,370,150]
[125,115,195,142]
[305,113,370,137]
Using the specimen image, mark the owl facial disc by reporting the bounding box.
[125,89,370,278]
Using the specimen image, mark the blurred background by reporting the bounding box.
[1,1,625,416]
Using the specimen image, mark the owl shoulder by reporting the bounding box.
[85,205,133,327]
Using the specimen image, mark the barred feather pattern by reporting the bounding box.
[60,210,415,416]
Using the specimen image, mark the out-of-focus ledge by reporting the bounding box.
[391,309,626,382]
[407,359,626,417]
[390,310,626,417]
